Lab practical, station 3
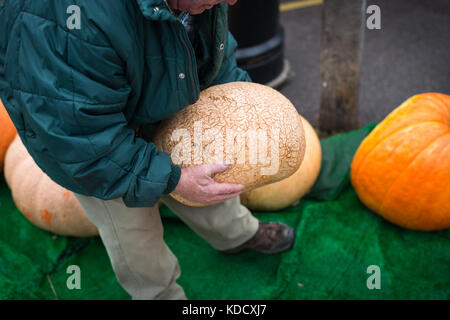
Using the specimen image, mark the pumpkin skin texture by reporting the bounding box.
[240,115,322,211]
[0,99,17,171]
[351,93,450,231]
[4,135,98,237]
[154,82,306,206]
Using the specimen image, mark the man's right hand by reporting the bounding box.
[172,163,245,206]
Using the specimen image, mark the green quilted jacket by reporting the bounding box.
[0,0,251,207]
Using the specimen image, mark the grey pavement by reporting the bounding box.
[277,0,450,128]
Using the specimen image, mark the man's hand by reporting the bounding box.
[172,163,245,205]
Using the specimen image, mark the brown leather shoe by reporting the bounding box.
[221,222,295,255]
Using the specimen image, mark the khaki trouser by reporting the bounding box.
[74,193,259,300]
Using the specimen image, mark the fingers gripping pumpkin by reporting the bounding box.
[351,93,450,231]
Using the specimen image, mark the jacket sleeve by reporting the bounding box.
[0,15,180,208]
[211,31,252,85]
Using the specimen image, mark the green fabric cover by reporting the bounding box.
[0,123,448,300]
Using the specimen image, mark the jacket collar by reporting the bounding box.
[135,0,176,21]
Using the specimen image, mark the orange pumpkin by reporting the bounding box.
[4,135,98,237]
[0,99,17,171]
[351,93,450,231]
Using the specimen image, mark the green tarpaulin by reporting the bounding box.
[0,123,449,300]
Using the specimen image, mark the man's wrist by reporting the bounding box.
[164,165,182,195]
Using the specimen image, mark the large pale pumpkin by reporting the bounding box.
[0,99,17,171]
[240,115,321,211]
[4,135,98,237]
[351,93,450,231]
[154,82,306,206]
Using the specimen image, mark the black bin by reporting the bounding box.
[228,0,285,85]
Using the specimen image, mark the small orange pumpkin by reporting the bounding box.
[351,93,450,231]
[0,99,17,171]
[4,135,98,237]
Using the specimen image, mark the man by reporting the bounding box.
[0,0,295,299]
